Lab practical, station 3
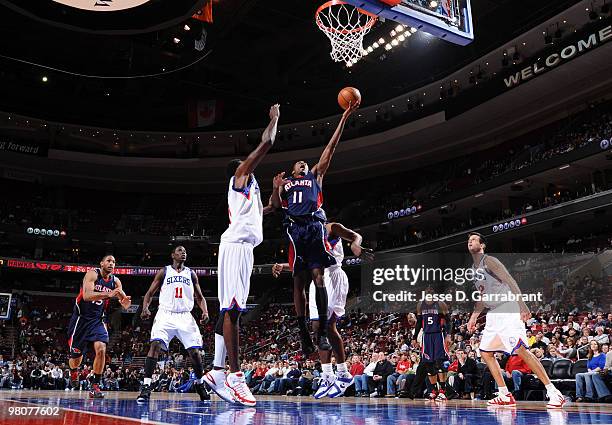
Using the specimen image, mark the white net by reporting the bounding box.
[316,1,377,66]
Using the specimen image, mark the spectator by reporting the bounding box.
[371,353,395,397]
[558,337,577,360]
[452,348,478,399]
[593,327,610,345]
[355,354,377,397]
[397,352,420,398]
[386,353,410,397]
[543,345,563,361]
[575,341,611,402]
[504,354,532,400]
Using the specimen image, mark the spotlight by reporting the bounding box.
[385,43,392,50]
[430,1,438,7]
[410,27,417,33]
[173,37,181,44]
[184,24,191,31]
[396,24,404,32]
[41,76,48,82]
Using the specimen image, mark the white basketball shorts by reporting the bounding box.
[150,309,203,350]
[479,311,528,354]
[308,267,349,321]
[218,241,254,312]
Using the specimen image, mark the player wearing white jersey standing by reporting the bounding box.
[137,246,209,403]
[272,222,373,399]
[466,232,565,408]
[203,104,280,407]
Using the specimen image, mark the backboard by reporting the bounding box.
[343,0,474,45]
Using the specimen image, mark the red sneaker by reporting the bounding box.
[429,389,438,401]
[89,384,104,399]
[487,392,516,407]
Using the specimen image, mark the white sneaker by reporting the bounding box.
[546,390,567,409]
[225,372,256,407]
[327,372,354,398]
[369,390,379,398]
[313,373,336,399]
[203,369,235,404]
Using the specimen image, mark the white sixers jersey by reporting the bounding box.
[220,175,263,247]
[472,255,510,310]
[327,237,344,270]
[159,265,194,313]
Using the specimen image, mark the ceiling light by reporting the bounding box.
[430,1,438,8]
[41,76,48,82]
[173,37,181,44]
[385,43,392,50]
[395,24,404,32]
[391,39,399,46]
[184,24,191,31]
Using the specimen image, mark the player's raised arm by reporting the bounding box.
[82,270,118,302]
[311,102,359,182]
[141,268,165,319]
[326,222,374,261]
[484,255,531,321]
[234,104,280,189]
[191,270,209,324]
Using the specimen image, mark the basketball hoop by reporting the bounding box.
[315,0,377,66]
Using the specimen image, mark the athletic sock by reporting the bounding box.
[144,356,157,379]
[143,377,152,386]
[336,362,348,374]
[214,333,227,370]
[498,386,510,396]
[321,363,333,376]
[545,383,557,393]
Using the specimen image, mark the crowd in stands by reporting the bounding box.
[346,100,612,229]
[2,281,611,403]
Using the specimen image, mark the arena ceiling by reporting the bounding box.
[0,0,582,130]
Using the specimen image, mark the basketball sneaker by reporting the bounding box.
[89,383,104,399]
[546,390,567,409]
[225,372,256,407]
[203,369,235,404]
[327,372,354,398]
[435,390,447,401]
[313,373,336,399]
[429,389,438,401]
[136,384,151,403]
[487,392,516,407]
[70,370,79,391]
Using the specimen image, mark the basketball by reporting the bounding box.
[338,87,361,110]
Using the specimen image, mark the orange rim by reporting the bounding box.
[315,0,377,35]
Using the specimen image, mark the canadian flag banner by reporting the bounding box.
[188,99,221,128]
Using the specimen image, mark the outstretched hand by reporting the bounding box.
[270,104,280,120]
[342,100,360,120]
[119,296,132,310]
[351,244,374,262]
[273,172,289,189]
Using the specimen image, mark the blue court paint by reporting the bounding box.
[3,395,612,425]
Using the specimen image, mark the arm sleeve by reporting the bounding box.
[441,313,451,334]
[413,315,423,339]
